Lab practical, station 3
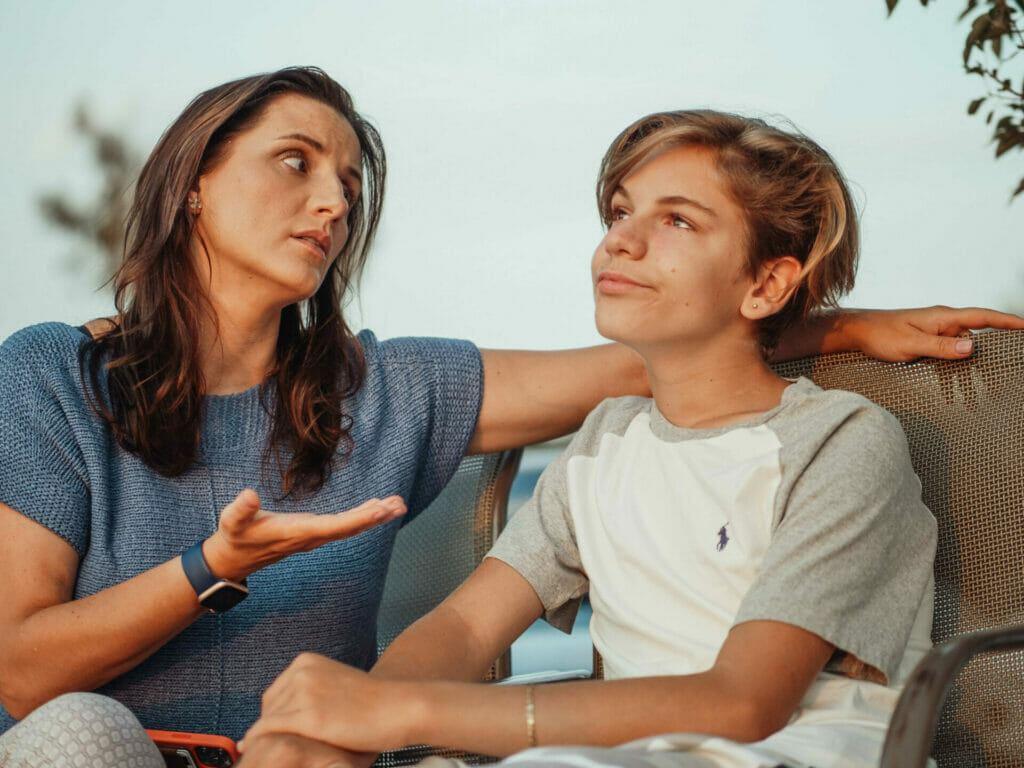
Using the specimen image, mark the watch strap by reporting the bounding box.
[181,541,247,597]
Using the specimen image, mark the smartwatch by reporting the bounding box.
[181,541,249,613]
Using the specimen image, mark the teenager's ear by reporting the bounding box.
[740,256,802,320]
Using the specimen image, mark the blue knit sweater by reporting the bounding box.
[0,322,483,739]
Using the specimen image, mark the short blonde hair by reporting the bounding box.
[596,110,858,354]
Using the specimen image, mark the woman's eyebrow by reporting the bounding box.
[277,132,324,152]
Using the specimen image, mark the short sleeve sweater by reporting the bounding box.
[0,322,483,740]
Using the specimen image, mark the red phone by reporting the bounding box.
[146,730,239,768]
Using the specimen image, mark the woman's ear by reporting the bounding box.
[740,256,802,320]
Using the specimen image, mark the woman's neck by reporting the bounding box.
[198,300,282,395]
[640,335,790,430]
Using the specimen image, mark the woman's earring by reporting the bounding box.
[188,192,203,215]
[752,302,758,309]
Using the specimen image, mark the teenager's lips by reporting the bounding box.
[595,269,651,295]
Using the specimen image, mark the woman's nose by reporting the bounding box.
[312,174,349,221]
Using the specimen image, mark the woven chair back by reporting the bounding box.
[375,449,521,767]
[774,329,1024,767]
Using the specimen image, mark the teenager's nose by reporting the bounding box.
[604,219,647,260]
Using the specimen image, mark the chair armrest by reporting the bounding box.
[880,624,1024,768]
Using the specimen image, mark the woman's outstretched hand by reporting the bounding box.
[202,490,406,582]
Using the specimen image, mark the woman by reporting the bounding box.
[0,67,1017,760]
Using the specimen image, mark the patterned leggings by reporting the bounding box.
[0,693,163,768]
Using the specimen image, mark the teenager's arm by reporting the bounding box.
[242,563,833,758]
[243,621,831,758]
[773,306,1024,363]
[371,558,544,683]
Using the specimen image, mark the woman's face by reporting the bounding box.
[192,92,362,311]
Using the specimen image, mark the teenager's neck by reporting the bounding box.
[198,299,281,396]
[641,336,790,430]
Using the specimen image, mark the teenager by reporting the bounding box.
[242,109,955,768]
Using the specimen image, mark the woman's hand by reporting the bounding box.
[243,653,413,754]
[203,490,406,582]
[775,306,1024,363]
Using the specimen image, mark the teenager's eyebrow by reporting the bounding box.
[276,132,363,184]
[611,186,716,218]
[657,195,717,218]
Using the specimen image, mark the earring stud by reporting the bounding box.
[188,192,203,214]
[752,302,758,309]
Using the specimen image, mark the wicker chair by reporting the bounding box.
[774,328,1024,768]
[374,449,521,767]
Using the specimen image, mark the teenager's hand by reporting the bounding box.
[237,733,374,768]
[837,306,1024,362]
[244,653,413,753]
[203,490,406,582]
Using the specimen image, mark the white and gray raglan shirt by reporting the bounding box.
[489,377,937,768]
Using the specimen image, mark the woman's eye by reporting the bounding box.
[611,207,629,221]
[282,154,307,173]
[671,215,692,229]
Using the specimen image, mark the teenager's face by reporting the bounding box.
[591,144,754,352]
[192,93,362,310]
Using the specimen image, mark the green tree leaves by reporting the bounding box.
[888,0,1024,199]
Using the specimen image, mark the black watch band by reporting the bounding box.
[181,541,249,613]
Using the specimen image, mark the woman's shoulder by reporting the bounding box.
[356,329,479,368]
[1,321,90,366]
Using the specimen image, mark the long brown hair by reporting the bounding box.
[597,110,858,355]
[82,66,386,497]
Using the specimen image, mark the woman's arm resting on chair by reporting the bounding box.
[470,306,1024,453]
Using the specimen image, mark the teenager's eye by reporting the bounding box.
[282,153,308,173]
[671,215,693,230]
[611,207,629,221]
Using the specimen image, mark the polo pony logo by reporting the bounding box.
[716,524,730,552]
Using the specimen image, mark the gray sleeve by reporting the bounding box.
[486,396,647,633]
[487,446,589,634]
[735,395,937,684]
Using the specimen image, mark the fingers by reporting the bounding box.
[939,307,1024,333]
[220,488,262,534]
[237,733,358,768]
[913,332,975,360]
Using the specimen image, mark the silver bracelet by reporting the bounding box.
[525,684,537,748]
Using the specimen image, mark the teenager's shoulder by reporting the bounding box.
[773,377,911,463]
[563,395,653,459]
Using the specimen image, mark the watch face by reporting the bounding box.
[198,582,249,612]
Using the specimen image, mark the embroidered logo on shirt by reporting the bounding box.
[716,524,730,552]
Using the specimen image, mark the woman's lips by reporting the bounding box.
[294,235,328,261]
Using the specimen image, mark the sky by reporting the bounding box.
[2,0,1022,349]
